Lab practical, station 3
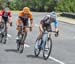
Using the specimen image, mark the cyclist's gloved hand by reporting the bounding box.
[10,22,12,26]
[30,27,32,31]
[55,30,59,37]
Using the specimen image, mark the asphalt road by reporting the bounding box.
[0,12,75,64]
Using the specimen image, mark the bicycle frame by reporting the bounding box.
[34,30,56,59]
[41,31,51,49]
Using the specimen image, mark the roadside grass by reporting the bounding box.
[12,11,20,14]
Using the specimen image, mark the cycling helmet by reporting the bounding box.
[4,7,10,12]
[23,7,30,13]
[50,11,57,19]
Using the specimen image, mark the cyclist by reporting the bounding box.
[0,7,12,24]
[37,11,59,40]
[16,7,34,43]
[0,7,12,38]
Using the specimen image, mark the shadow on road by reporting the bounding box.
[26,54,43,60]
[5,49,17,53]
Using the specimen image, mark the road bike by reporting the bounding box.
[34,30,58,60]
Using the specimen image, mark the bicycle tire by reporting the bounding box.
[17,41,20,51]
[34,39,41,57]
[43,37,52,60]
[19,44,24,53]
[19,33,24,53]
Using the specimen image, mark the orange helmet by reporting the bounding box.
[23,7,30,14]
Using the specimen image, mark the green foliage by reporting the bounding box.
[0,0,11,9]
[0,0,6,9]
[56,0,75,12]
[1,0,75,12]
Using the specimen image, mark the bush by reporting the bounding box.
[56,0,75,13]
[1,0,75,13]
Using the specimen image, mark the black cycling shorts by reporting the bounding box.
[19,16,29,27]
[43,24,52,32]
[2,16,8,23]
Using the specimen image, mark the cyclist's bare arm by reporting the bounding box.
[30,19,34,27]
[39,23,44,32]
[54,19,59,32]
[16,17,23,26]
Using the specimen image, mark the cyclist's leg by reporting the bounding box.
[44,24,52,39]
[35,27,43,49]
[16,19,23,39]
[22,18,29,43]
[2,16,8,38]
[37,27,43,40]
[5,22,7,38]
[23,27,29,43]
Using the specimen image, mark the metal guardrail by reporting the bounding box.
[60,12,75,19]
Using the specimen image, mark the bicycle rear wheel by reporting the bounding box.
[3,23,7,44]
[34,39,41,57]
[43,37,52,60]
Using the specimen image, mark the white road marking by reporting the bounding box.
[35,24,39,27]
[7,34,12,38]
[49,56,65,64]
[24,44,30,48]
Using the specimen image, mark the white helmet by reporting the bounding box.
[4,7,10,12]
[50,11,57,19]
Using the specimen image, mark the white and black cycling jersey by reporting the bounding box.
[41,15,51,25]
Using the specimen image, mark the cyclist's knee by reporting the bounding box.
[24,27,29,32]
[16,26,21,31]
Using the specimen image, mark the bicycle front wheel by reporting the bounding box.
[43,37,52,60]
[19,44,24,53]
[18,34,24,53]
[34,39,41,57]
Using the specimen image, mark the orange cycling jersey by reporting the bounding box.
[19,11,33,20]
[17,11,33,27]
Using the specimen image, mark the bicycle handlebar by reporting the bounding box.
[43,30,56,34]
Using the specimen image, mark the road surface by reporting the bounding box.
[0,12,75,64]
